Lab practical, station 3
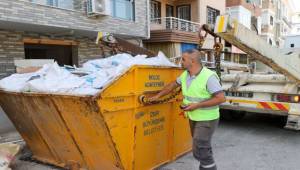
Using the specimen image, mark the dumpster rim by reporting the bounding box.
[0,65,182,99]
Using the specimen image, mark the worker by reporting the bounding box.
[149,49,225,170]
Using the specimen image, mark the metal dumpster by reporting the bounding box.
[0,65,191,170]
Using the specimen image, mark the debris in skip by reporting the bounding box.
[0,52,176,95]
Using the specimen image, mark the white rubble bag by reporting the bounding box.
[0,143,20,170]
[0,52,177,95]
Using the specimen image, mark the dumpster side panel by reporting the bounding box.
[99,95,136,113]
[134,104,172,170]
[0,93,87,168]
[101,109,135,170]
[171,101,192,158]
[0,66,191,170]
[101,71,135,98]
[0,93,56,164]
[135,67,178,94]
[100,66,191,170]
[24,96,86,167]
[53,97,123,170]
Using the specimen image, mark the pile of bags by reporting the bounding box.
[0,52,176,95]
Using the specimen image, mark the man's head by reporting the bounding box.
[181,49,203,70]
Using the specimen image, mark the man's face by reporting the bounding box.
[181,53,192,69]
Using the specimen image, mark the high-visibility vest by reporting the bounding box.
[180,67,220,121]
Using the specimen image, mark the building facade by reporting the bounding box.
[144,0,226,62]
[0,0,149,78]
[290,12,300,35]
[260,0,293,47]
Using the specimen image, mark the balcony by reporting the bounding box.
[151,17,201,33]
[145,17,200,44]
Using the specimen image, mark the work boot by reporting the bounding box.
[199,163,217,170]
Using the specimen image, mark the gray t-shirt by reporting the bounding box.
[176,72,223,95]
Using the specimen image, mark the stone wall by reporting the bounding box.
[0,29,114,78]
[0,30,24,78]
[0,0,149,38]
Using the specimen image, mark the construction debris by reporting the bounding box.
[0,143,20,170]
[0,52,176,95]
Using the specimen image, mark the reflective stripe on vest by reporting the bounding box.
[183,95,219,110]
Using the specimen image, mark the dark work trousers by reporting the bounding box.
[189,119,219,170]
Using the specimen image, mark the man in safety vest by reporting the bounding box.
[149,49,226,170]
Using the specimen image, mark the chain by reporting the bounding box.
[198,27,208,50]
[213,37,223,78]
[139,87,182,105]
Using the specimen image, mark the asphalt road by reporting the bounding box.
[11,113,300,170]
[0,107,16,134]
[161,113,300,170]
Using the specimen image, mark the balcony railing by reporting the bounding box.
[151,17,201,33]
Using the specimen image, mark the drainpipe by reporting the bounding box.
[197,0,201,24]
[146,0,151,39]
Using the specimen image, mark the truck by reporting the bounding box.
[199,15,300,130]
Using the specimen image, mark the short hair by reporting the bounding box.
[183,49,198,54]
[182,49,203,64]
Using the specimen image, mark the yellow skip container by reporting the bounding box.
[0,65,191,170]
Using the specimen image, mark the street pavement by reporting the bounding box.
[10,113,300,170]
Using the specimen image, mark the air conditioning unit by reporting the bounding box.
[87,0,110,17]
[224,47,231,53]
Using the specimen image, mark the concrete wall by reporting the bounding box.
[198,0,226,25]
[290,23,300,35]
[145,42,181,58]
[284,35,300,49]
[199,0,226,49]
[226,6,252,29]
[226,0,262,17]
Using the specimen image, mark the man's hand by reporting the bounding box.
[182,92,226,111]
[147,81,180,103]
[182,103,200,111]
[148,95,160,102]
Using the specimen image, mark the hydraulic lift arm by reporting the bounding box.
[199,15,300,84]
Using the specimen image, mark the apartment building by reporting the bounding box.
[260,0,293,47]
[226,0,295,47]
[291,12,300,35]
[144,0,225,61]
[0,0,149,79]
[225,0,262,64]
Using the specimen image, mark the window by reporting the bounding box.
[111,0,135,21]
[291,44,294,48]
[30,0,74,9]
[47,0,58,7]
[239,54,248,64]
[150,0,161,23]
[224,53,231,61]
[166,5,174,17]
[270,16,273,25]
[177,5,191,21]
[207,6,220,27]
